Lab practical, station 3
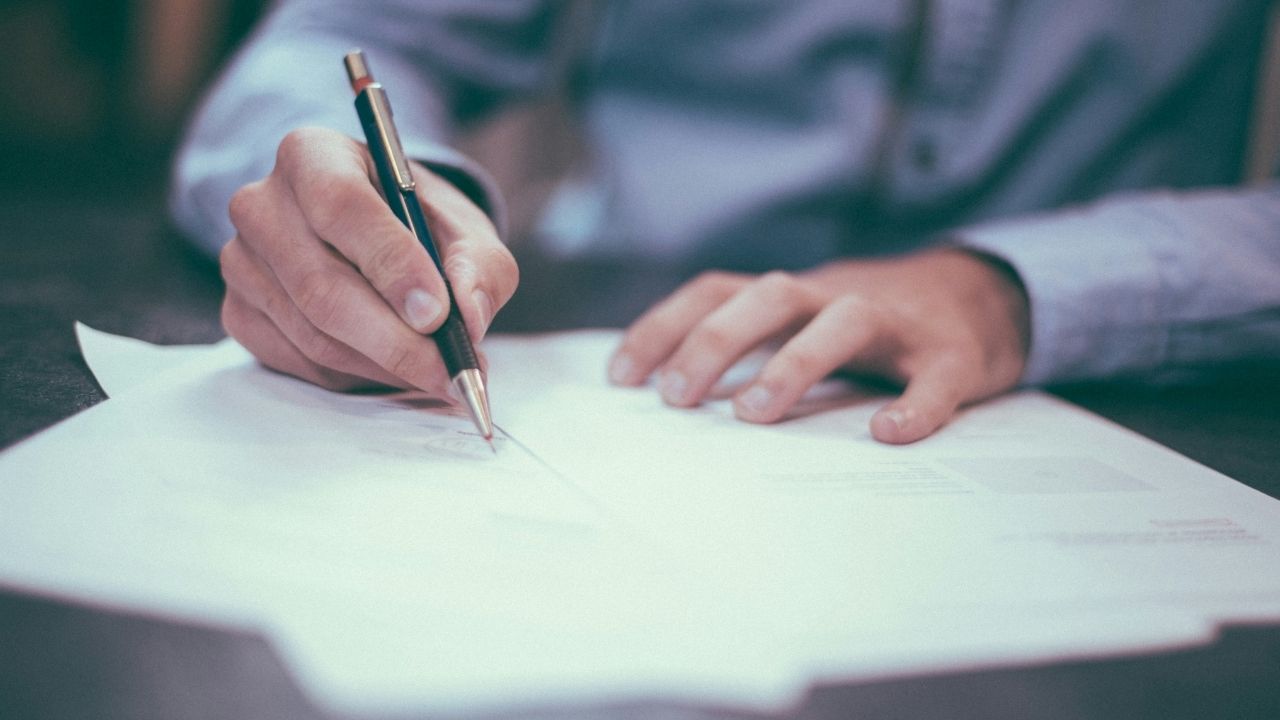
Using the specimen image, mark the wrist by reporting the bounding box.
[942,247,1032,389]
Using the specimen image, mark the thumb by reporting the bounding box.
[869,360,970,444]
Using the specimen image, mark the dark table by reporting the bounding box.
[2,197,1279,720]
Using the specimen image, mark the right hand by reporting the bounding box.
[220,127,517,395]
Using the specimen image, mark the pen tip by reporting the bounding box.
[452,369,495,448]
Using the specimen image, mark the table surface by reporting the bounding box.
[2,197,1279,720]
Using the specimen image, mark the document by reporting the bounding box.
[1,325,1278,716]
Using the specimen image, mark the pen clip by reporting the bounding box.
[365,88,416,191]
[344,50,415,191]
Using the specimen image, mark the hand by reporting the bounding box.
[608,249,1030,443]
[220,127,517,394]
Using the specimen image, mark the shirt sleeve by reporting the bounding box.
[169,0,565,256]
[956,183,1280,385]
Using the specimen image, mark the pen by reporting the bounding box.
[343,50,494,443]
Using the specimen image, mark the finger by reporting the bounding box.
[869,355,974,444]
[276,128,452,334]
[734,295,882,423]
[608,270,747,386]
[222,288,392,393]
[657,271,816,407]
[220,237,418,391]
[422,167,518,342]
[440,245,518,343]
[230,167,451,392]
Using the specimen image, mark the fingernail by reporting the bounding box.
[471,289,493,334]
[404,288,443,331]
[879,408,907,433]
[608,352,635,384]
[659,371,688,405]
[737,384,774,417]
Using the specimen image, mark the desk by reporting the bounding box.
[2,197,1279,719]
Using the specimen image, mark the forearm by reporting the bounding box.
[957,184,1280,384]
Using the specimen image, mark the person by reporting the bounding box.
[171,0,1280,444]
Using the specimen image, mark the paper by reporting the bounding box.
[1,325,1278,716]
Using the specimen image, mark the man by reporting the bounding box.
[171,1,1280,443]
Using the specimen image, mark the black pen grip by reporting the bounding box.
[434,307,479,377]
[400,191,481,376]
[355,91,481,377]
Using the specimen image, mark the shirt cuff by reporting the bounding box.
[954,194,1174,385]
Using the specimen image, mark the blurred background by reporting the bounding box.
[0,0,267,203]
[0,0,272,448]
[0,0,578,240]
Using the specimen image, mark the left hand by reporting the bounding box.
[607,248,1031,444]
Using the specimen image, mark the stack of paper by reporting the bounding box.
[0,325,1277,716]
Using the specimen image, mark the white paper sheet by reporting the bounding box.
[1,325,1278,716]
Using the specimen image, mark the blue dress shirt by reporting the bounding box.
[171,0,1280,385]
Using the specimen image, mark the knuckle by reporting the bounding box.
[686,322,736,355]
[286,316,349,372]
[361,237,412,284]
[443,253,471,285]
[276,129,306,161]
[774,347,824,378]
[305,334,349,370]
[306,175,367,239]
[825,294,878,332]
[753,270,808,312]
[756,270,797,295]
[227,183,265,234]
[379,343,425,381]
[294,270,343,328]
[276,127,326,166]
[690,270,739,299]
[261,284,294,327]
